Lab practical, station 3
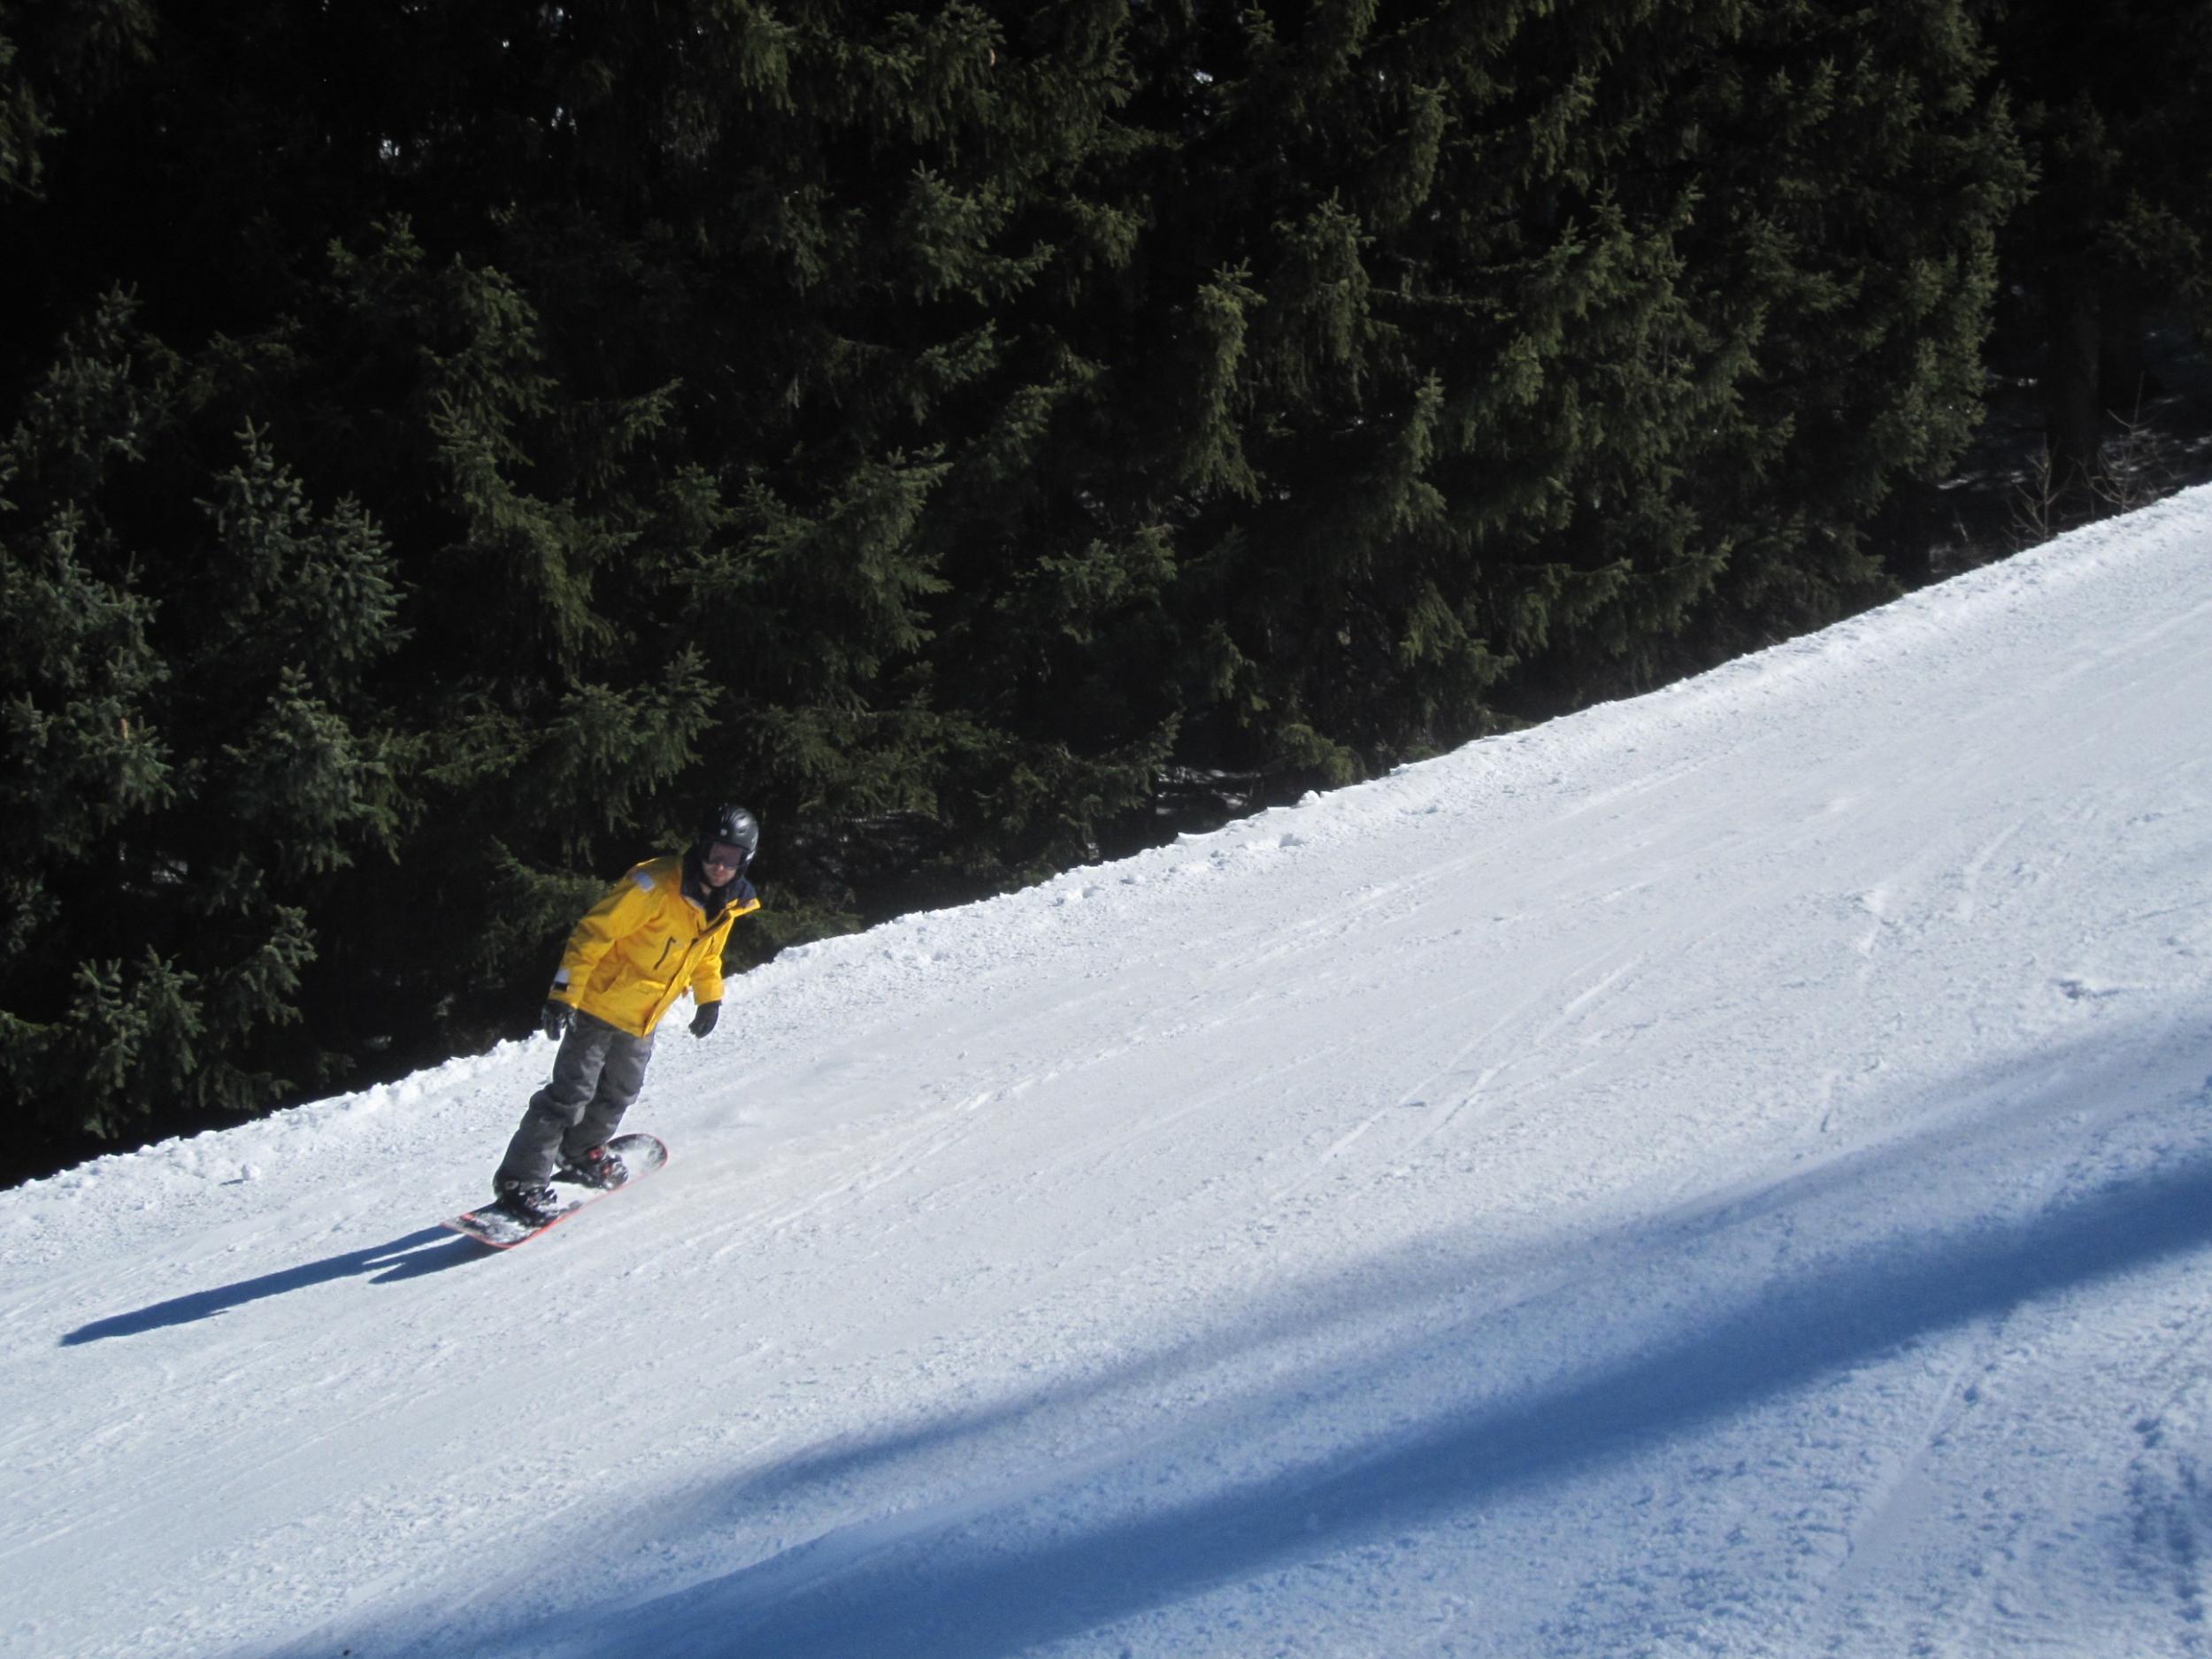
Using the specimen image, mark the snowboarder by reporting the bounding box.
[489,803,763,1222]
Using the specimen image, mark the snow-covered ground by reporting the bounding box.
[5,491,2212,1659]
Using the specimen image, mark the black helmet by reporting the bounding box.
[696,803,761,863]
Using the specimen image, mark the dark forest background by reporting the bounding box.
[4,0,2208,1179]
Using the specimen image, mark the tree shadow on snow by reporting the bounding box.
[60,1227,477,1345]
[485,1159,2212,1657]
[422,1026,2212,1658]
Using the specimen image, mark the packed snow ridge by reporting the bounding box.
[5,489,2211,1658]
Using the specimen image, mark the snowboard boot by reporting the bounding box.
[496,1179,564,1225]
[554,1143,626,1191]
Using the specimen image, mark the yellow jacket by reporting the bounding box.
[549,855,759,1037]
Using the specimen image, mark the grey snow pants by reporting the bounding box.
[495,1010,656,1188]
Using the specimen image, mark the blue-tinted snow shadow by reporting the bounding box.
[339,1025,2212,1659]
[490,1146,2212,1658]
[61,1226,477,1344]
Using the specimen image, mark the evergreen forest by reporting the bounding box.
[4,0,2209,1174]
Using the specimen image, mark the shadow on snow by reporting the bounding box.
[449,1032,2212,1659]
[61,1227,479,1345]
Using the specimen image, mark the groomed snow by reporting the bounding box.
[4,489,2210,1659]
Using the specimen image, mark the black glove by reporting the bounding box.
[541,1000,572,1041]
[690,1001,721,1040]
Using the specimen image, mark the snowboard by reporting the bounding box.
[444,1132,669,1248]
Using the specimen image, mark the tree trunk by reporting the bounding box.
[2046,260,2103,504]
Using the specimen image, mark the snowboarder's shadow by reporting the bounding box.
[59,1227,478,1346]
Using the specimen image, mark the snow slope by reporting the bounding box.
[5,490,2211,1659]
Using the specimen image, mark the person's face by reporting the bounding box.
[703,842,749,879]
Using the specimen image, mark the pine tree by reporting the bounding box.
[943,0,2022,784]
[1985,0,2212,509]
[0,0,157,199]
[0,0,2034,1164]
[0,297,375,1137]
[1662,0,2028,657]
